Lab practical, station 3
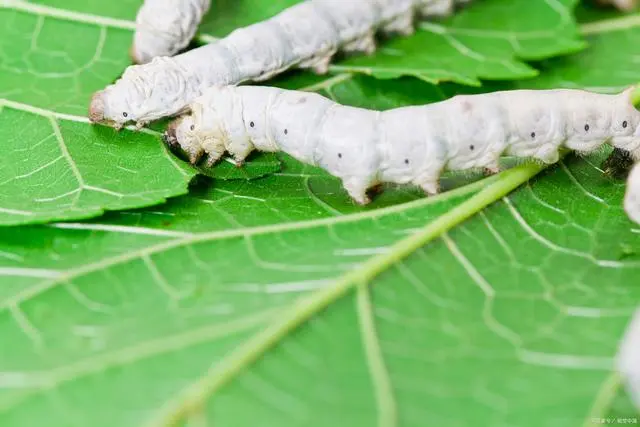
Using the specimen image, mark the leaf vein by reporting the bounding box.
[141,163,544,427]
[356,283,397,427]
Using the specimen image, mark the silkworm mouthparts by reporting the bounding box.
[88,91,123,130]
[162,122,202,165]
[162,125,182,153]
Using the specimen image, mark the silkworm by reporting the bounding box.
[131,0,211,64]
[595,0,638,11]
[162,85,640,205]
[88,0,473,129]
[617,309,640,411]
[625,162,640,225]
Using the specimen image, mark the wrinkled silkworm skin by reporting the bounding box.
[625,163,640,225]
[165,86,640,205]
[131,0,211,64]
[617,309,640,411]
[90,57,202,130]
[595,0,638,11]
[89,0,472,129]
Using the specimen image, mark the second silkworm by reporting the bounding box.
[163,85,640,205]
[89,0,473,129]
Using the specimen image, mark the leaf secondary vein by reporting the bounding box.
[356,283,397,427]
[144,162,544,427]
[1,176,493,314]
[0,1,635,423]
[0,309,281,414]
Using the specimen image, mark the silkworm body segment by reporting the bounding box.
[89,0,472,128]
[625,162,640,225]
[165,86,640,205]
[131,0,211,64]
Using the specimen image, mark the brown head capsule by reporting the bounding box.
[88,91,106,124]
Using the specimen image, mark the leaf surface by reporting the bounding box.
[0,0,585,225]
[1,2,640,427]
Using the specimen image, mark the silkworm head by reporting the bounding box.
[164,115,203,164]
[89,84,136,129]
[88,91,106,124]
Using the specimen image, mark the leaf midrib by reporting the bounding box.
[0,171,501,425]
[143,162,544,427]
[1,2,637,424]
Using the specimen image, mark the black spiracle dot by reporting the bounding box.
[338,153,342,159]
[190,124,194,131]
[284,129,288,135]
[623,120,628,129]
[122,112,128,118]
[404,159,409,165]
[469,145,475,151]
[531,132,536,139]
[584,124,590,132]
[250,121,255,128]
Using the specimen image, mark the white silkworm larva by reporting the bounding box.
[595,0,638,11]
[89,0,473,129]
[162,85,640,205]
[624,162,640,225]
[130,0,211,64]
[617,309,640,411]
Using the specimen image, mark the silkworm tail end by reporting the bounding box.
[129,42,150,65]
